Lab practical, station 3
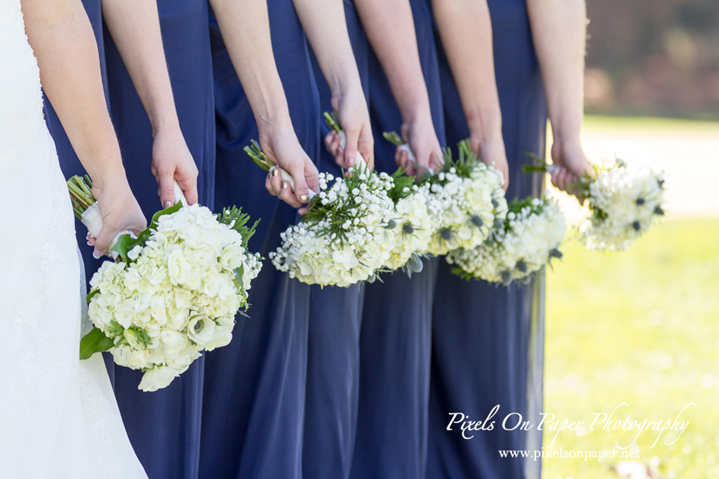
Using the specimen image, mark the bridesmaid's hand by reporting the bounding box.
[326,89,374,170]
[261,126,320,213]
[151,126,199,207]
[550,138,593,195]
[89,177,147,257]
[470,135,509,191]
[395,116,443,177]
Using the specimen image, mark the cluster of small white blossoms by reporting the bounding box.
[382,183,434,272]
[269,169,396,287]
[424,163,508,256]
[580,156,665,251]
[87,204,262,392]
[448,197,566,285]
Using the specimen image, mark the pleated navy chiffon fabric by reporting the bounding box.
[350,1,445,477]
[304,2,368,478]
[102,2,216,478]
[426,0,547,477]
[199,2,316,477]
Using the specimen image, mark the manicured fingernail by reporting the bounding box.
[299,195,308,202]
[348,157,356,166]
[92,248,102,259]
[164,201,173,208]
[272,168,279,177]
[282,181,288,189]
[86,240,92,246]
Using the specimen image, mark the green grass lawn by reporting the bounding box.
[542,216,719,479]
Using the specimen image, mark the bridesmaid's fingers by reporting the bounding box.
[277,180,302,208]
[265,168,281,197]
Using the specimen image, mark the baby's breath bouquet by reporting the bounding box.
[409,138,508,256]
[68,176,262,392]
[448,196,566,285]
[524,151,665,251]
[246,141,396,287]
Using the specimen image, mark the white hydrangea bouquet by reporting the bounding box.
[448,196,566,285]
[523,151,665,251]
[68,176,262,392]
[381,171,433,274]
[245,139,396,287]
[384,136,508,256]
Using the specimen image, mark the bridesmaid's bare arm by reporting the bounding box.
[102,0,199,207]
[527,0,592,191]
[292,0,373,168]
[21,0,146,254]
[354,0,443,175]
[431,0,508,189]
[209,0,319,208]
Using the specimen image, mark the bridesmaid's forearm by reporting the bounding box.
[432,0,502,144]
[292,0,363,100]
[354,0,433,125]
[209,0,294,136]
[101,0,181,135]
[527,0,586,145]
[22,0,127,186]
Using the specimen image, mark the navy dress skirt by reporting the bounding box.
[350,1,445,478]
[199,2,316,478]
[101,2,216,478]
[304,3,368,478]
[425,1,547,478]
[47,0,108,283]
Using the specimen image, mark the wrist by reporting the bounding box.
[466,107,503,144]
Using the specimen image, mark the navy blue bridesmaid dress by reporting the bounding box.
[47,0,107,283]
[101,2,216,478]
[199,2,316,478]
[303,2,368,478]
[350,1,445,478]
[425,0,547,477]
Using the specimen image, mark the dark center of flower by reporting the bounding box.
[636,197,645,205]
[654,206,665,216]
[471,215,484,228]
[402,223,415,234]
[549,248,563,259]
[385,219,397,230]
[632,221,641,231]
[516,260,528,273]
[440,228,453,241]
[501,271,512,286]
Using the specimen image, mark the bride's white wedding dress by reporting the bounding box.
[0,2,147,477]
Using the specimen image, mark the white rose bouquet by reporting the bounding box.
[402,138,508,256]
[246,141,396,287]
[447,196,566,285]
[68,176,262,392]
[524,151,665,251]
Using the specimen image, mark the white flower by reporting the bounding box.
[448,196,566,284]
[139,366,181,392]
[187,313,216,345]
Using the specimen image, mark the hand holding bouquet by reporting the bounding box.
[524,150,665,251]
[68,176,262,391]
[247,142,396,287]
[448,196,566,285]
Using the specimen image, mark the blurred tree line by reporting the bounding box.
[584,0,719,119]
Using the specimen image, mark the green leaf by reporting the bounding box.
[216,206,260,248]
[109,232,138,262]
[79,327,114,360]
[86,288,100,303]
[382,131,404,147]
